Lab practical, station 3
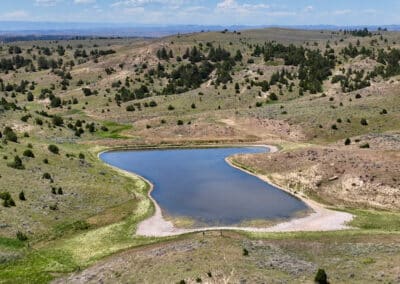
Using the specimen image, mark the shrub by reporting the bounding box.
[344,138,351,145]
[191,103,196,109]
[52,115,64,127]
[42,172,52,180]
[19,191,26,201]
[82,88,93,96]
[149,100,157,107]
[243,248,249,256]
[79,153,85,160]
[126,105,135,112]
[177,120,184,125]
[360,143,370,149]
[58,187,63,195]
[4,197,15,207]
[360,118,368,126]
[269,93,278,101]
[314,268,328,284]
[35,118,43,125]
[49,204,58,211]
[16,231,28,241]
[48,144,59,154]
[27,93,34,102]
[0,192,16,207]
[23,149,35,158]
[168,105,175,110]
[8,156,25,170]
[331,124,338,130]
[3,127,18,143]
[21,115,31,122]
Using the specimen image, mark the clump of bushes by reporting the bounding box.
[52,115,64,127]
[0,192,16,207]
[51,187,63,195]
[16,231,28,241]
[23,149,35,158]
[360,118,368,126]
[269,92,278,101]
[126,105,135,112]
[48,144,59,154]
[42,172,52,181]
[3,127,18,143]
[19,191,26,201]
[7,156,25,170]
[314,268,328,284]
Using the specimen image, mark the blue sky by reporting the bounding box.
[1,0,399,26]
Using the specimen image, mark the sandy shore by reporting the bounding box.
[135,145,354,237]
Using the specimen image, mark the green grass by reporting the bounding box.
[346,209,400,231]
[0,169,167,284]
[96,121,133,139]
[0,237,25,250]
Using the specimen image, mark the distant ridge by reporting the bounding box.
[0,22,399,40]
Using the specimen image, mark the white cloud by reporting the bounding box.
[266,11,296,17]
[216,0,237,10]
[1,10,29,20]
[216,0,270,14]
[333,9,352,15]
[122,7,145,14]
[74,0,96,4]
[304,5,313,12]
[35,0,61,7]
[111,0,184,8]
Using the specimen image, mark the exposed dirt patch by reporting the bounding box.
[53,233,400,284]
[235,146,400,210]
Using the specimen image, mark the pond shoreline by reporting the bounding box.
[99,144,353,237]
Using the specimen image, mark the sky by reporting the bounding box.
[0,0,399,26]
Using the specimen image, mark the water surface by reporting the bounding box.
[100,147,308,226]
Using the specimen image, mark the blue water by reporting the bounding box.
[100,147,308,226]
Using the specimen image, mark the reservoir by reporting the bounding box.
[100,147,308,226]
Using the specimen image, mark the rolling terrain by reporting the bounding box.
[0,28,399,283]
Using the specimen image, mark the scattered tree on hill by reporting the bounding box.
[48,144,59,154]
[19,191,26,201]
[16,231,28,241]
[3,127,18,142]
[0,192,16,207]
[52,115,64,127]
[23,149,35,158]
[7,156,24,170]
[314,268,328,284]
